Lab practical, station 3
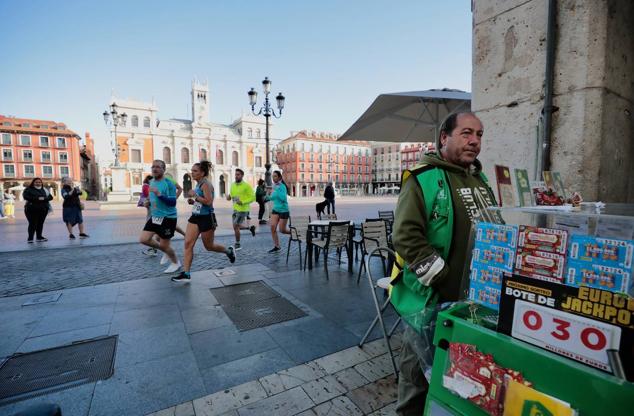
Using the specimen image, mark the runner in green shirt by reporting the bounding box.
[226,168,256,250]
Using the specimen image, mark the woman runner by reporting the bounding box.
[265,170,291,253]
[172,161,236,282]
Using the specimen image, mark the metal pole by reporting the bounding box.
[114,122,119,167]
[541,0,557,173]
[265,111,271,186]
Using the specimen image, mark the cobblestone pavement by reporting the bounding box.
[0,233,312,297]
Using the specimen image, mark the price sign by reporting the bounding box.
[511,300,621,371]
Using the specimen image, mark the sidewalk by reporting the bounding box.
[0,260,401,416]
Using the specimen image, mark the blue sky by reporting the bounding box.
[0,0,473,160]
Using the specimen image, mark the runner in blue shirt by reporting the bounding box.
[140,159,181,273]
[172,161,236,282]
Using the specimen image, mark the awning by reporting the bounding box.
[339,88,471,143]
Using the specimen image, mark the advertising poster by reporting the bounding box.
[495,165,516,207]
[514,169,533,207]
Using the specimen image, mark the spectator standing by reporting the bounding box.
[22,177,53,242]
[324,182,336,214]
[265,170,291,253]
[61,177,89,239]
[226,168,256,250]
[255,179,267,225]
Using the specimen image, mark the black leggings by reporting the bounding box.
[25,206,48,240]
[257,200,266,220]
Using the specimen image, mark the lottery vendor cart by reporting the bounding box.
[419,204,634,416]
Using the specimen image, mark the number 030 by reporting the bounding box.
[522,310,607,351]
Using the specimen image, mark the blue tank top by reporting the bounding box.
[191,179,214,215]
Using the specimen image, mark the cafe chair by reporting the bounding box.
[305,220,350,279]
[378,210,395,234]
[356,219,390,284]
[358,246,401,378]
[287,215,311,270]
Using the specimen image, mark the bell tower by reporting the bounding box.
[191,78,209,123]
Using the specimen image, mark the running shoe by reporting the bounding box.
[160,253,170,265]
[268,246,281,253]
[250,225,256,237]
[79,233,89,238]
[27,239,34,243]
[69,234,76,239]
[171,272,191,282]
[142,247,158,257]
[36,237,48,242]
[226,246,236,263]
[164,261,182,273]
[234,241,241,251]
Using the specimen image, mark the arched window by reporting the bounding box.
[131,115,139,127]
[143,116,150,128]
[217,149,224,165]
[232,151,239,166]
[247,128,253,138]
[163,147,171,164]
[181,148,190,164]
[200,148,208,161]
[256,129,261,138]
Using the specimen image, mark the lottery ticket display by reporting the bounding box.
[469,223,518,310]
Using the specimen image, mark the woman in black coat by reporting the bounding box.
[22,177,53,242]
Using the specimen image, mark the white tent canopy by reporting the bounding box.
[338,89,471,143]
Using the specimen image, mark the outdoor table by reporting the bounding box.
[306,220,355,273]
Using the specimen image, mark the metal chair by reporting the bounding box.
[305,220,350,279]
[378,210,395,234]
[356,220,390,284]
[358,246,401,378]
[287,215,311,270]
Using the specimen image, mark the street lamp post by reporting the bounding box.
[248,77,285,186]
[102,103,128,167]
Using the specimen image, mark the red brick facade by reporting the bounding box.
[0,115,82,199]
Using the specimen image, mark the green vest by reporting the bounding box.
[390,164,489,331]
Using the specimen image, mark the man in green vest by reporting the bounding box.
[392,112,498,415]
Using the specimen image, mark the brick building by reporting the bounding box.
[275,130,372,197]
[0,115,82,200]
[370,142,433,193]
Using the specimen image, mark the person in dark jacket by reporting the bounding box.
[61,177,89,239]
[324,182,336,214]
[22,177,53,243]
[255,179,267,224]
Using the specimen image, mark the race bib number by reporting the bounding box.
[192,201,203,215]
[151,216,164,225]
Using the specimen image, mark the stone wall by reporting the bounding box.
[472,0,633,202]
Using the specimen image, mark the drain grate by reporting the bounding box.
[0,336,117,405]
[211,281,307,331]
[211,281,280,306]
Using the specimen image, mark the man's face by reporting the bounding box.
[235,171,243,182]
[151,162,165,178]
[440,114,483,167]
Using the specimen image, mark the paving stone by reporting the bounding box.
[353,353,397,382]
[147,407,175,416]
[295,411,317,416]
[200,348,295,394]
[17,323,111,353]
[174,401,195,416]
[345,375,398,414]
[368,402,397,416]
[313,396,364,416]
[192,381,268,416]
[359,338,390,358]
[332,367,369,391]
[301,375,347,405]
[237,387,313,416]
[259,361,328,396]
[314,346,371,374]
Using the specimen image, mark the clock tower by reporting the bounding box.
[191,79,209,123]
